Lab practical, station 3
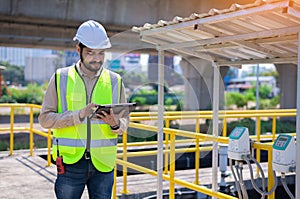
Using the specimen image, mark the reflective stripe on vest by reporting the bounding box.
[53,138,118,147]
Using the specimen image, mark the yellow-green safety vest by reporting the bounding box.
[52,65,121,172]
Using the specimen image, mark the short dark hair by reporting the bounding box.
[78,42,87,50]
[78,43,86,61]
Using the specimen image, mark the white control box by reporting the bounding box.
[272,134,296,173]
[228,127,250,160]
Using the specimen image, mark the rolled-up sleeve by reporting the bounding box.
[111,82,130,135]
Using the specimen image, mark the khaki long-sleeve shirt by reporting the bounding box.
[38,61,129,135]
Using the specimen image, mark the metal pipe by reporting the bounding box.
[219,144,228,189]
[295,32,300,199]
[157,47,164,199]
[230,160,242,199]
[238,161,248,199]
[256,64,259,135]
[281,173,295,199]
[212,61,220,197]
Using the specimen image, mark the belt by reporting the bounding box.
[84,151,91,159]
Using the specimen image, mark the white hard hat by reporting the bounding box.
[73,20,111,49]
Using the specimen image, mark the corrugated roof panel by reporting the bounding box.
[132,0,300,65]
[222,48,255,60]
[274,42,298,54]
[237,47,269,58]
[179,29,214,40]
[132,0,290,32]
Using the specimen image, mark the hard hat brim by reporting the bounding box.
[73,36,111,49]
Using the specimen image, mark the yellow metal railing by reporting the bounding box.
[0,103,297,199]
[0,103,52,166]
[116,109,296,199]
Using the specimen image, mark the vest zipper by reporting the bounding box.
[86,117,91,153]
[75,66,100,154]
[87,73,101,154]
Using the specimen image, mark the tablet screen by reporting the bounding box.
[93,102,136,117]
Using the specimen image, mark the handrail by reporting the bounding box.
[0,103,52,166]
[0,103,296,199]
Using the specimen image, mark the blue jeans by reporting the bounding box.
[55,157,114,199]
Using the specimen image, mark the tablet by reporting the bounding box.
[93,102,136,117]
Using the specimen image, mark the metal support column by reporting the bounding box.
[157,47,165,199]
[212,62,220,198]
[296,32,300,199]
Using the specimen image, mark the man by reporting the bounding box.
[39,20,129,199]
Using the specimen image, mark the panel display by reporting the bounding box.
[275,136,288,148]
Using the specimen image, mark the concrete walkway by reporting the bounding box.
[0,150,91,199]
[0,152,57,199]
[0,149,296,199]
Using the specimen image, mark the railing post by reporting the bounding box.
[29,106,34,156]
[256,116,261,177]
[9,106,14,156]
[113,167,117,199]
[169,131,176,199]
[47,129,52,166]
[272,116,276,142]
[121,130,129,194]
[267,148,275,199]
[164,119,170,174]
[222,118,227,137]
[195,118,200,185]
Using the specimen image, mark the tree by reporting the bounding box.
[225,92,247,108]
[0,61,25,86]
[248,83,272,99]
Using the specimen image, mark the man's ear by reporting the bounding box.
[76,44,81,54]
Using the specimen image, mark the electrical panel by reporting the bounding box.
[272,134,296,173]
[228,127,250,160]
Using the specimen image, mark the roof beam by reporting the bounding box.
[153,24,300,50]
[215,56,297,66]
[170,48,215,61]
[195,34,298,52]
[230,40,282,57]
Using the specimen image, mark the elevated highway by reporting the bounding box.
[0,0,254,50]
[0,0,297,111]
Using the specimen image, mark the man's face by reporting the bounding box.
[77,46,105,72]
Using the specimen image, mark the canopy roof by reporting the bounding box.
[133,0,300,66]
[133,1,300,197]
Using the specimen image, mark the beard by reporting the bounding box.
[82,59,103,72]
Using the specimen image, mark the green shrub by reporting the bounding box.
[126,127,157,142]
[247,84,272,99]
[244,91,255,101]
[8,83,44,104]
[270,95,279,107]
[226,118,296,136]
[165,98,173,106]
[225,92,247,108]
[130,96,147,106]
[0,95,16,103]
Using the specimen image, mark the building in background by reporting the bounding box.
[25,55,65,84]
[0,47,53,66]
[227,76,278,97]
[63,50,79,66]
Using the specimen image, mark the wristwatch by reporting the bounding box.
[110,124,120,130]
